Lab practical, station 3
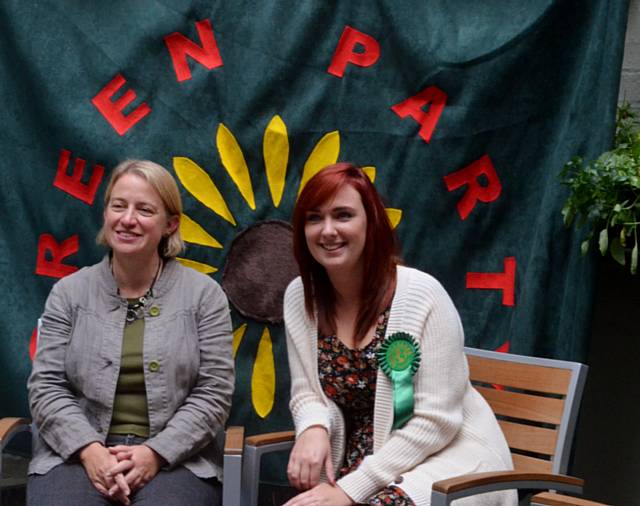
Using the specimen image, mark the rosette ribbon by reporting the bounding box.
[377,332,421,430]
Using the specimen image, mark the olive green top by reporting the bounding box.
[109,305,150,437]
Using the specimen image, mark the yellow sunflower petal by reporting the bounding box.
[386,208,403,229]
[173,157,236,226]
[297,131,340,196]
[180,213,223,249]
[251,326,275,418]
[232,323,247,359]
[217,123,256,210]
[362,166,376,182]
[263,115,289,207]
[176,257,218,274]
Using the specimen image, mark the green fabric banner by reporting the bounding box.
[0,0,629,447]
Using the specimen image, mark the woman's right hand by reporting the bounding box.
[287,426,335,491]
[79,442,131,505]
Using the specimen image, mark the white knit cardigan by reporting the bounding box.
[284,266,516,506]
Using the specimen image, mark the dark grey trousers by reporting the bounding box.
[27,436,221,506]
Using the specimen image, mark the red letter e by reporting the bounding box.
[91,74,151,136]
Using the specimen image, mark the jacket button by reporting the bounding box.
[394,476,403,484]
[149,306,160,317]
[148,360,160,372]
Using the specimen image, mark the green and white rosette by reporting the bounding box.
[377,332,421,430]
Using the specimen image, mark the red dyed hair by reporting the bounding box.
[292,162,400,343]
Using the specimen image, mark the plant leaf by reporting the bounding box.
[598,228,609,256]
[562,207,575,226]
[610,237,626,266]
[632,242,638,275]
[581,239,590,255]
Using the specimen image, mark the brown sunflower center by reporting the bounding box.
[221,220,299,324]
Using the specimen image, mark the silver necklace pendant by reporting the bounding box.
[117,259,161,325]
[126,308,138,323]
[126,295,147,324]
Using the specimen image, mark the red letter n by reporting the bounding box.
[91,74,151,136]
[327,26,380,78]
[53,149,105,205]
[443,155,502,220]
[391,86,447,143]
[36,234,79,279]
[164,19,223,82]
[466,257,516,306]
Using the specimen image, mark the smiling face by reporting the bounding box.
[304,184,368,277]
[103,173,178,262]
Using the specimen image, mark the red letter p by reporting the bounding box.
[328,26,380,78]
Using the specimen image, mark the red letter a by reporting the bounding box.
[165,19,223,82]
[443,155,502,220]
[391,86,447,143]
[327,26,380,77]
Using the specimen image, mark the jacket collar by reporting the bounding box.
[97,254,181,303]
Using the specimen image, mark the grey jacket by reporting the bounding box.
[27,256,234,479]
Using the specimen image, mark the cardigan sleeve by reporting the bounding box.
[284,279,333,436]
[337,272,468,503]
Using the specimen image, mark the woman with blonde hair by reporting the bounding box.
[27,159,234,505]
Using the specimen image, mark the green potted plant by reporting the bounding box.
[561,103,640,273]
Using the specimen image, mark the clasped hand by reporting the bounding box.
[79,442,164,505]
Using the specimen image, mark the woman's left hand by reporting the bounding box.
[283,483,354,506]
[107,444,165,495]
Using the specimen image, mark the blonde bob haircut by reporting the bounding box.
[96,159,185,258]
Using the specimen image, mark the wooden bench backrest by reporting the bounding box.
[465,348,587,475]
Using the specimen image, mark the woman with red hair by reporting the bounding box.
[283,163,515,506]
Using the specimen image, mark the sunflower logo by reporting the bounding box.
[172,115,402,418]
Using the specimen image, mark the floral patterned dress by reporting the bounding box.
[318,309,415,506]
